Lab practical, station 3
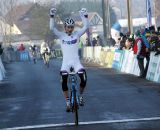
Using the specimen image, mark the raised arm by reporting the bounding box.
[77,8,89,37]
[49,8,63,38]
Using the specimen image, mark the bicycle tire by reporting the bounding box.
[33,59,36,64]
[73,89,78,126]
[46,54,49,68]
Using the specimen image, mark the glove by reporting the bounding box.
[50,8,56,18]
[79,8,88,18]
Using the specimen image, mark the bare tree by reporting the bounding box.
[0,0,17,45]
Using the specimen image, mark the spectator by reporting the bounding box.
[86,38,91,46]
[92,37,97,46]
[115,37,121,49]
[133,30,147,78]
[7,44,15,62]
[125,38,133,50]
[149,32,159,51]
[155,33,160,56]
[0,44,3,56]
[18,44,25,51]
[140,28,150,77]
[119,35,127,50]
[108,35,116,47]
[97,35,104,47]
[78,39,83,59]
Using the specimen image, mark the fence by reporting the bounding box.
[83,46,160,83]
[0,56,6,81]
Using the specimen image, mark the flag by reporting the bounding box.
[146,0,152,27]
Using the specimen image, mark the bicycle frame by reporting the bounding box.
[43,52,50,67]
[69,73,79,105]
[68,72,79,126]
[31,51,37,64]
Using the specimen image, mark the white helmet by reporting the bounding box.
[80,8,87,15]
[64,18,75,27]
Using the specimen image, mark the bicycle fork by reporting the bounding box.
[70,80,79,112]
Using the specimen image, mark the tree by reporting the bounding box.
[56,0,117,26]
[0,0,17,45]
[26,4,50,38]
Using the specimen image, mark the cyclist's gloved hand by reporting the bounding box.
[50,8,57,18]
[79,8,88,18]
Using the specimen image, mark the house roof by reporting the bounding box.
[5,3,34,37]
[6,3,34,25]
[71,12,103,26]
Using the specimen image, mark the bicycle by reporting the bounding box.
[68,67,82,126]
[32,51,37,64]
[43,51,50,68]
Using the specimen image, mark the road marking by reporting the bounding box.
[2,116,160,130]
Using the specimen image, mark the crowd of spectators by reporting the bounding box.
[114,26,160,78]
[115,26,160,55]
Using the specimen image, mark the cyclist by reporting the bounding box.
[49,8,89,112]
[40,42,51,65]
[29,43,38,64]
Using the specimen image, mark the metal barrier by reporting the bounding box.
[146,52,160,82]
[53,49,63,58]
[0,57,6,81]
[20,51,29,61]
[83,46,160,83]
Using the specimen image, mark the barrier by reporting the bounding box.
[85,47,94,62]
[104,50,115,68]
[0,56,5,81]
[54,49,63,58]
[154,57,160,83]
[112,49,124,70]
[146,52,160,83]
[99,50,107,66]
[129,54,140,76]
[93,46,102,63]
[120,50,139,76]
[83,46,160,84]
[20,51,29,61]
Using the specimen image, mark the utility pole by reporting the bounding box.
[9,0,13,45]
[127,0,132,34]
[153,0,157,29]
[102,0,107,43]
[107,0,110,38]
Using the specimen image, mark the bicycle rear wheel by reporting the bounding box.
[33,58,36,64]
[73,90,78,126]
[44,53,49,68]
[46,54,49,68]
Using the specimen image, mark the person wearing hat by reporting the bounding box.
[140,28,150,77]
[133,30,147,78]
[155,32,160,56]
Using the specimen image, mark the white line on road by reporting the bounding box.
[2,116,160,130]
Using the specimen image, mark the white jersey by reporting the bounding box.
[40,43,50,54]
[50,15,89,72]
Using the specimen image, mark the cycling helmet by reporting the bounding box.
[64,18,75,27]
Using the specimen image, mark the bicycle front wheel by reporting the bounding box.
[74,90,78,126]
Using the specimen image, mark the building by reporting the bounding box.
[71,12,103,36]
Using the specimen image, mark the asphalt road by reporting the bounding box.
[0,59,160,130]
